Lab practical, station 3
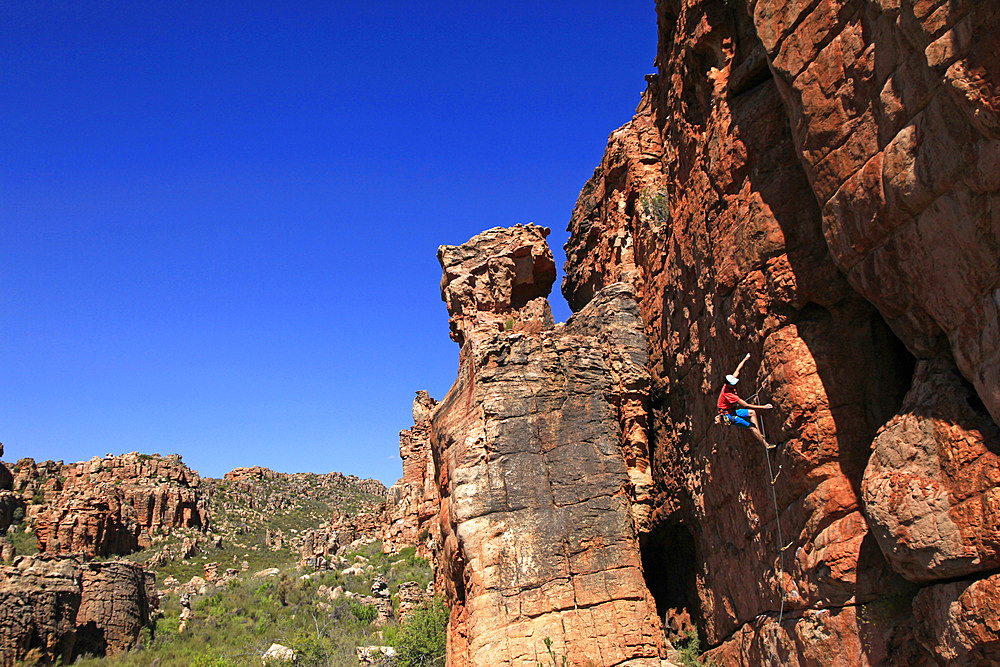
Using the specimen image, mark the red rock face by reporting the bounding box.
[438,224,556,353]
[430,227,662,667]
[0,555,156,665]
[913,573,1000,665]
[559,0,999,662]
[20,453,208,558]
[751,0,1000,423]
[863,357,1000,581]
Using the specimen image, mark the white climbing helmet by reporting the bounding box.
[726,374,739,386]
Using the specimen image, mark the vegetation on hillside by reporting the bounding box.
[64,468,441,666]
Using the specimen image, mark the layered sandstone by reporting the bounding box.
[751,0,1000,424]
[17,453,208,558]
[557,0,999,663]
[383,391,441,557]
[0,555,156,665]
[431,226,662,667]
[297,510,386,569]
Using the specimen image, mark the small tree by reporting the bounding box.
[394,597,449,666]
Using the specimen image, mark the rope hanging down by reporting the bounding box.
[759,414,785,650]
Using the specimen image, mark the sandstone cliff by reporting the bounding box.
[383,2,999,664]
[557,0,999,664]
[412,225,664,666]
[0,555,156,666]
[12,453,208,558]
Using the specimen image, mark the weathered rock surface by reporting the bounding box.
[297,511,384,569]
[431,226,662,667]
[557,0,1000,663]
[565,0,914,657]
[863,357,1000,581]
[438,224,556,352]
[76,561,157,656]
[383,391,441,558]
[751,0,1000,425]
[913,573,1000,666]
[15,453,207,557]
[0,555,156,665]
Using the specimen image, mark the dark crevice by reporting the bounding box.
[640,521,699,643]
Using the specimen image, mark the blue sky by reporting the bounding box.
[2,2,657,486]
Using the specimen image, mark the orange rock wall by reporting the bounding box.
[16,453,208,558]
[561,0,999,664]
[429,226,663,667]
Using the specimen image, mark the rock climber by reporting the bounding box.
[716,352,775,449]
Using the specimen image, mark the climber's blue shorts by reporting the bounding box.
[725,409,752,428]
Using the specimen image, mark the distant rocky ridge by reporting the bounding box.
[0,450,390,664]
[10,453,207,558]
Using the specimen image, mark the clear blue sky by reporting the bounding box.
[2,2,657,486]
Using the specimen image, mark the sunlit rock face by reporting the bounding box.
[751,0,1000,425]
[560,0,999,664]
[430,226,662,667]
[0,555,156,665]
[383,391,442,559]
[863,357,1000,583]
[21,453,207,558]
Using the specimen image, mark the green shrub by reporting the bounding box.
[11,507,24,523]
[639,189,670,227]
[349,602,377,624]
[676,628,720,667]
[9,528,38,556]
[190,655,237,667]
[393,597,448,666]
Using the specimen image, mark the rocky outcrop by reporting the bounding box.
[213,467,386,538]
[913,573,1000,665]
[751,0,1000,426]
[556,0,999,663]
[297,511,385,569]
[430,226,662,667]
[383,391,441,557]
[862,357,1000,582]
[76,561,157,656]
[438,224,556,352]
[0,555,156,665]
[19,453,207,557]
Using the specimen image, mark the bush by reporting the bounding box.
[639,189,670,227]
[393,597,448,667]
[676,628,720,667]
[190,655,237,667]
[11,507,24,523]
[349,602,377,624]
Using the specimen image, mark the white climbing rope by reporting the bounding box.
[758,406,785,661]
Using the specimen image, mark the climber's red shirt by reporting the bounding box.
[717,385,741,412]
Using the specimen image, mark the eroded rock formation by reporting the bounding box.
[428,225,662,666]
[554,0,999,664]
[297,510,386,569]
[16,453,208,558]
[383,391,442,558]
[0,555,156,665]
